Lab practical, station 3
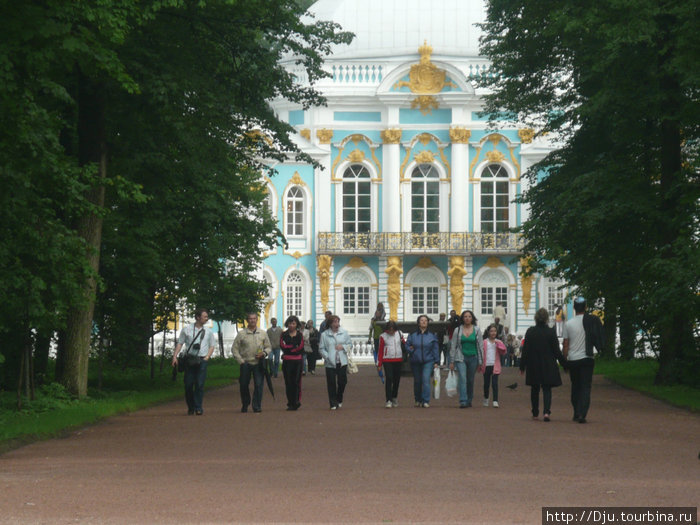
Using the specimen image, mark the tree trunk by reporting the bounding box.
[217,321,224,358]
[62,71,106,398]
[34,332,51,386]
[619,304,635,360]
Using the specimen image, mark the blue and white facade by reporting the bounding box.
[252,0,566,348]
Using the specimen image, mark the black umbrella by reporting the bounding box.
[259,357,275,399]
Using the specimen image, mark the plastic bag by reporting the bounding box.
[432,368,440,399]
[347,353,359,374]
[445,370,457,397]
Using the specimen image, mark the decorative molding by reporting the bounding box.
[299,128,310,141]
[347,149,366,163]
[290,171,305,187]
[448,256,467,315]
[488,133,502,147]
[411,95,439,115]
[520,257,534,315]
[449,127,471,144]
[385,256,403,322]
[508,146,521,180]
[291,251,303,259]
[347,256,366,268]
[414,150,435,164]
[316,129,333,144]
[381,128,402,144]
[469,146,483,181]
[393,41,457,94]
[417,133,433,146]
[416,257,434,268]
[518,128,535,144]
[485,256,504,268]
[317,255,332,314]
[486,150,505,163]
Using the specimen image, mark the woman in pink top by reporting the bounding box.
[480,324,507,407]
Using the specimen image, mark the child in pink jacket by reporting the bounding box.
[480,324,508,407]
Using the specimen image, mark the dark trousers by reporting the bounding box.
[325,364,347,408]
[306,351,317,372]
[483,365,499,402]
[282,359,303,408]
[530,384,552,417]
[568,358,595,419]
[239,362,265,412]
[184,359,208,412]
[382,361,402,402]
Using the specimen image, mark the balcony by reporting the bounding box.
[317,232,524,255]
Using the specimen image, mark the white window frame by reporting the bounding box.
[334,160,379,233]
[404,265,447,320]
[472,161,517,233]
[281,266,312,323]
[401,161,449,233]
[473,265,516,328]
[334,263,378,336]
[285,186,305,237]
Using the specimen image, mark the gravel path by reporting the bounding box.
[1,366,698,524]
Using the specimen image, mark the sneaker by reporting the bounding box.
[415,401,422,407]
[543,413,550,422]
[330,405,337,410]
[338,403,343,408]
[422,402,430,408]
[483,398,489,407]
[391,399,398,408]
[385,401,393,408]
[493,401,499,408]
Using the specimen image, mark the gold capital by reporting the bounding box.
[449,127,471,144]
[381,128,402,144]
[518,128,535,144]
[316,129,333,144]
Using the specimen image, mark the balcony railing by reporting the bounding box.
[317,232,524,255]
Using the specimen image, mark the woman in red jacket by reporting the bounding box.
[480,324,507,407]
[377,320,405,408]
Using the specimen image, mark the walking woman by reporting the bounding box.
[377,320,405,408]
[449,310,483,408]
[280,315,305,411]
[481,324,508,407]
[304,319,320,375]
[406,315,440,408]
[320,315,353,410]
[520,308,567,421]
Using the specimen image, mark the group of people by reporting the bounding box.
[172,297,603,423]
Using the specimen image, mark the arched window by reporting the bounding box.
[342,165,371,233]
[478,269,509,323]
[407,268,444,318]
[285,272,304,319]
[411,164,440,233]
[285,186,304,237]
[480,164,509,233]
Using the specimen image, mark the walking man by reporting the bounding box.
[232,312,272,413]
[562,297,604,423]
[172,308,216,415]
[267,317,283,378]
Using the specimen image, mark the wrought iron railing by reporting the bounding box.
[317,232,524,255]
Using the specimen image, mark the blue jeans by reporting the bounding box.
[239,362,265,412]
[455,356,478,405]
[184,359,208,412]
[410,361,434,404]
[269,349,281,377]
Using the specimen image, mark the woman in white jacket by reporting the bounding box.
[376,320,406,408]
[320,315,353,410]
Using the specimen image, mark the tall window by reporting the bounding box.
[547,285,565,316]
[412,286,439,317]
[285,272,303,318]
[342,165,371,233]
[480,164,509,233]
[411,164,440,233]
[343,286,370,315]
[480,286,508,316]
[285,186,304,236]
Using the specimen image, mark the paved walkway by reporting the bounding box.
[0,365,698,524]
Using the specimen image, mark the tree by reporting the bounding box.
[479,0,699,385]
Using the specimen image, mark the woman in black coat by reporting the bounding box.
[520,308,567,421]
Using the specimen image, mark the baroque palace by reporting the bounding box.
[227,1,567,351]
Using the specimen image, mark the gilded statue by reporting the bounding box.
[384,256,403,321]
[394,41,456,95]
[520,257,534,315]
[447,256,467,314]
[317,255,332,313]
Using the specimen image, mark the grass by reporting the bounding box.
[595,358,700,412]
[0,358,239,453]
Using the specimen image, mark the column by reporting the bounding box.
[449,127,471,232]
[381,128,402,232]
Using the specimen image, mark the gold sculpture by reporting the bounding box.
[486,150,505,163]
[518,128,535,144]
[449,127,471,144]
[385,256,403,321]
[447,256,467,314]
[381,128,402,144]
[414,150,435,164]
[317,255,332,313]
[347,149,366,163]
[316,129,333,144]
[394,41,456,94]
[520,257,533,315]
[299,129,311,141]
[411,95,439,115]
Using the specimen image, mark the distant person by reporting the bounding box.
[231,312,272,413]
[520,308,567,421]
[563,297,604,423]
[319,315,352,410]
[449,310,483,408]
[376,320,406,408]
[480,324,507,408]
[172,308,217,415]
[266,317,283,378]
[319,310,333,334]
[303,320,320,375]
[368,304,386,377]
[554,304,566,337]
[406,315,440,408]
[280,315,304,411]
[493,302,507,330]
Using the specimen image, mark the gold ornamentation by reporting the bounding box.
[486,150,505,163]
[469,145,483,180]
[316,129,333,144]
[317,255,332,313]
[411,95,438,115]
[245,129,273,145]
[299,129,310,141]
[347,256,366,268]
[485,256,504,268]
[449,127,471,144]
[349,134,364,145]
[447,256,467,314]
[438,147,451,180]
[369,148,382,180]
[291,251,303,259]
[417,133,433,146]
[385,256,403,322]
[264,300,273,324]
[488,134,502,147]
[520,257,534,315]
[290,171,304,186]
[394,41,457,94]
[508,146,521,180]
[347,149,365,163]
[518,128,535,144]
[416,257,433,268]
[381,129,402,144]
[415,150,435,164]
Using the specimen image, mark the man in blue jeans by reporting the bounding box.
[406,315,440,408]
[172,308,217,415]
